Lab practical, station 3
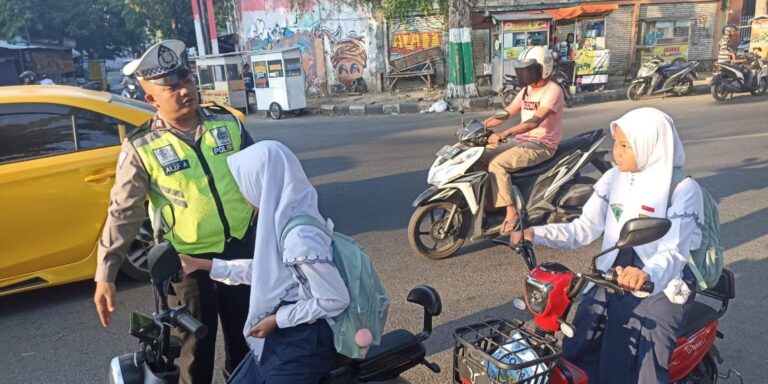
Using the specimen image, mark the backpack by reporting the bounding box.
[280,215,390,359]
[670,168,725,290]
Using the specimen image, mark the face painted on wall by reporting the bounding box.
[331,37,367,86]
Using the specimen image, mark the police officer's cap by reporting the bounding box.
[123,40,191,85]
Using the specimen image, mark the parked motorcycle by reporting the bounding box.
[407,111,611,260]
[710,51,768,101]
[109,236,443,383]
[627,57,699,100]
[452,187,742,384]
[500,68,573,108]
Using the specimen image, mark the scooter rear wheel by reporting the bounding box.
[750,77,768,96]
[408,202,467,260]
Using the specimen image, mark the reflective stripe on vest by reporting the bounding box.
[133,117,252,255]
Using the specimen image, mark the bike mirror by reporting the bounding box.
[147,242,181,284]
[492,110,510,121]
[615,218,671,249]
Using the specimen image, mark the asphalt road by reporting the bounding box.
[1,92,766,383]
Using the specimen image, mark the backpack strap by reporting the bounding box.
[668,167,690,208]
[279,214,332,253]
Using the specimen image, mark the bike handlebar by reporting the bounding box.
[173,308,208,340]
[600,268,655,294]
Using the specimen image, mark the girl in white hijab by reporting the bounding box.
[515,107,704,383]
[180,140,350,383]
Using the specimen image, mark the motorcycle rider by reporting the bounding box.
[92,40,255,384]
[717,24,739,64]
[18,70,36,85]
[482,46,564,234]
[514,108,703,383]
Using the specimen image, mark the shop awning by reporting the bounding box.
[492,11,553,22]
[543,4,619,21]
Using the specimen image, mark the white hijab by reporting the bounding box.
[598,107,686,262]
[226,140,327,352]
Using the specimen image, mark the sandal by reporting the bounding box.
[499,218,519,235]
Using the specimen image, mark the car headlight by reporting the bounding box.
[525,276,553,314]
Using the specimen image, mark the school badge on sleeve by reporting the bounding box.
[610,203,623,222]
[153,145,190,175]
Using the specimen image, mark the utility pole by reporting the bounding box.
[446,0,478,99]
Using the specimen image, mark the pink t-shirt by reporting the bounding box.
[509,80,564,149]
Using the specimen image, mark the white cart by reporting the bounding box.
[194,53,250,113]
[249,47,306,119]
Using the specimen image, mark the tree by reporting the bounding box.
[125,0,196,46]
[446,0,477,98]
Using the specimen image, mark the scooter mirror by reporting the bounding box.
[615,218,671,249]
[492,110,510,121]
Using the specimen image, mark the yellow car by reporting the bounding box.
[0,85,244,296]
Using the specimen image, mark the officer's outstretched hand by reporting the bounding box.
[94,281,116,327]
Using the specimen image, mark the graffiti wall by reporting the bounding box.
[388,15,446,59]
[238,0,380,92]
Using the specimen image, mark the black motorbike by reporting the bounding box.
[109,242,443,383]
[710,51,768,101]
[500,67,574,108]
[121,77,146,100]
[627,57,699,100]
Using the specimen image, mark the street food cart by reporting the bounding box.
[194,52,249,112]
[491,12,554,90]
[249,47,306,120]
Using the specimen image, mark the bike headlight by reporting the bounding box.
[525,276,553,314]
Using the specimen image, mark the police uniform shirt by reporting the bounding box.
[94,113,255,282]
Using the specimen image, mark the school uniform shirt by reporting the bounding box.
[210,224,348,330]
[533,167,703,302]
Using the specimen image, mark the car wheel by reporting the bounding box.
[121,217,153,280]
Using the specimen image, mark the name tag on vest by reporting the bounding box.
[154,145,191,175]
[211,127,234,155]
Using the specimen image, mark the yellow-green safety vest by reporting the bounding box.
[132,113,253,255]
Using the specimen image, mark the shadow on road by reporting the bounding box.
[301,155,358,179]
[316,170,427,236]
[0,275,146,318]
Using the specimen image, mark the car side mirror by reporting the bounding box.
[615,218,671,249]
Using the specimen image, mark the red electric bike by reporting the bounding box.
[452,187,742,384]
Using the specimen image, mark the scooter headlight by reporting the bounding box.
[525,276,553,314]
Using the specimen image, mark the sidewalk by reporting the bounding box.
[305,78,711,117]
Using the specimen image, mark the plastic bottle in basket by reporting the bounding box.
[482,332,549,383]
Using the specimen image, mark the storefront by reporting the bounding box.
[547,5,618,87]
[490,12,553,88]
[634,2,719,66]
[749,15,768,60]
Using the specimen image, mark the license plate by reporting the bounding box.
[436,145,460,160]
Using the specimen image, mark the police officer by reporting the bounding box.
[93,40,255,384]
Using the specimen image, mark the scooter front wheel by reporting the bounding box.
[408,202,467,260]
[627,83,644,100]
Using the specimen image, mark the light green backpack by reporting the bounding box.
[670,168,725,290]
[280,215,390,359]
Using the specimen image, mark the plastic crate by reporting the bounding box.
[453,318,560,384]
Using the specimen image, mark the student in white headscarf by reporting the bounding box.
[179,140,350,384]
[514,107,704,383]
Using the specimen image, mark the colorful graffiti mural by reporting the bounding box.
[239,0,375,91]
[388,15,445,59]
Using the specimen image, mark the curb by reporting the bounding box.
[308,83,711,117]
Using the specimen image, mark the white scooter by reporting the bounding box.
[407,111,611,260]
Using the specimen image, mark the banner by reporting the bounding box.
[575,49,610,84]
[391,31,443,57]
[201,90,229,105]
[503,20,549,32]
[750,16,768,60]
[504,46,525,59]
[653,44,689,62]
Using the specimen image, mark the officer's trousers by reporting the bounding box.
[169,225,255,384]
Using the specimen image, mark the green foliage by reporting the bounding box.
[381,0,448,21]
